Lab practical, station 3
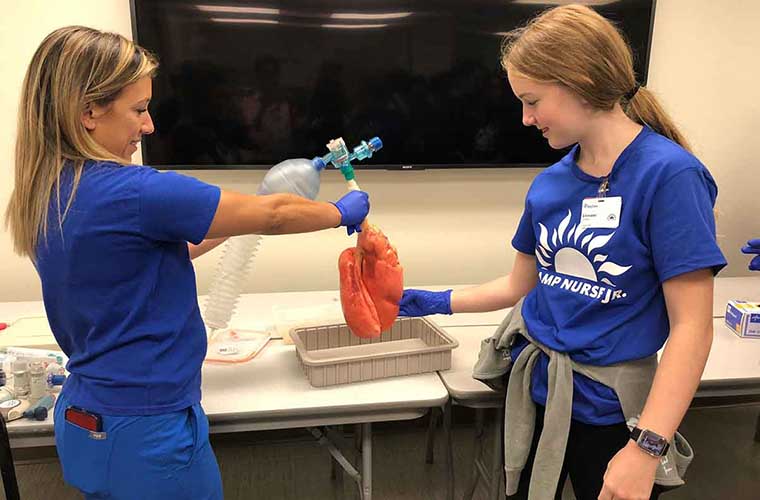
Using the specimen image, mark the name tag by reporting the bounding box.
[580,196,622,229]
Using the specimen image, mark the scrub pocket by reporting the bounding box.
[108,403,222,500]
[165,404,222,500]
[54,400,114,497]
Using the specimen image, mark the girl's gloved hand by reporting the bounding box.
[398,289,453,317]
[332,191,370,235]
[741,238,760,271]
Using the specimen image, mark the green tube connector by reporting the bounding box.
[339,163,356,181]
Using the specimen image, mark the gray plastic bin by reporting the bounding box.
[291,317,459,387]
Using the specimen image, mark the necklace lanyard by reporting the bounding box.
[598,177,610,198]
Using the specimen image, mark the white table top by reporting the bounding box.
[438,318,760,404]
[0,293,449,446]
[7,350,448,445]
[713,276,760,317]
[433,324,505,404]
[205,293,448,430]
[700,319,760,385]
[202,340,448,431]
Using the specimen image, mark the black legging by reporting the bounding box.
[508,405,667,500]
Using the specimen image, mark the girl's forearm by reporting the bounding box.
[636,323,712,440]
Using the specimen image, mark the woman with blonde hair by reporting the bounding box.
[5,26,369,499]
[399,4,725,499]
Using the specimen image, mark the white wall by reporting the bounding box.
[645,0,760,276]
[1,0,757,302]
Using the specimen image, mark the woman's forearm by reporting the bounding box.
[205,191,342,239]
[188,237,228,260]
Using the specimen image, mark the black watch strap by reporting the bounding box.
[630,426,643,441]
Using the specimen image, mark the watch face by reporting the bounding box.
[639,430,668,455]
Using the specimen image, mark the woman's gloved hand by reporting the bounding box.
[398,289,453,317]
[741,238,760,271]
[332,191,370,235]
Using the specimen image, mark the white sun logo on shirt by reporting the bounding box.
[535,210,631,287]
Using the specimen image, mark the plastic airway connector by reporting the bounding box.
[312,157,327,171]
[368,137,383,152]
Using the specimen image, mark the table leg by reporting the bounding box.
[330,426,339,480]
[327,431,347,500]
[464,408,486,500]
[442,401,454,500]
[362,422,372,500]
[331,455,340,480]
[354,423,362,455]
[308,427,362,497]
[425,407,440,464]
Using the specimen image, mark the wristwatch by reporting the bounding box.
[630,427,670,457]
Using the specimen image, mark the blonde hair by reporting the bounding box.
[501,4,690,152]
[4,26,158,260]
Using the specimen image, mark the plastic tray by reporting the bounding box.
[205,328,271,364]
[291,317,458,387]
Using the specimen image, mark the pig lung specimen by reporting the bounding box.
[339,225,403,338]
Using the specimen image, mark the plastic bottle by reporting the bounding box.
[45,362,65,377]
[203,157,326,332]
[29,362,46,401]
[0,354,11,379]
[12,360,29,398]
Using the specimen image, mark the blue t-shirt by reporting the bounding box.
[35,161,221,415]
[511,127,726,425]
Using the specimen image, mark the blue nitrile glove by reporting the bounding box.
[398,289,453,317]
[331,190,370,236]
[741,238,760,271]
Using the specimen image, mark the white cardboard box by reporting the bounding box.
[724,300,760,338]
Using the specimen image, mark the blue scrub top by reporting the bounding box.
[511,127,726,425]
[36,161,221,415]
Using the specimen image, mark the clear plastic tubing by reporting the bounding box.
[203,157,326,333]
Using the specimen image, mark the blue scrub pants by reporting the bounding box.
[54,393,223,499]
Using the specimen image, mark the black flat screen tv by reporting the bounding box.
[131,0,656,170]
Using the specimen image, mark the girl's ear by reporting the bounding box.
[577,93,591,107]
